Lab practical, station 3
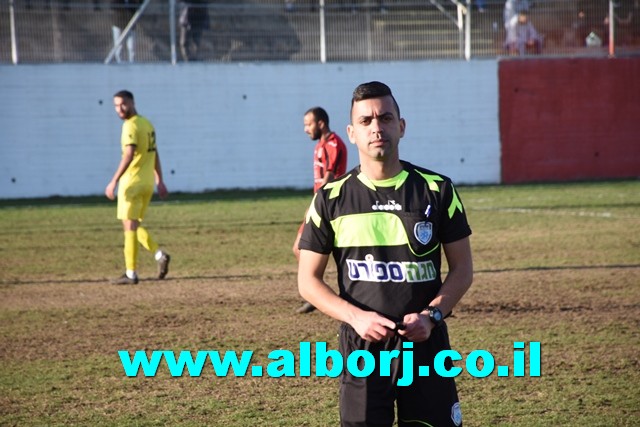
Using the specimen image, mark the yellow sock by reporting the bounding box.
[124,230,139,272]
[137,226,159,254]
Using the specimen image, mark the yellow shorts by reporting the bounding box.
[117,182,153,221]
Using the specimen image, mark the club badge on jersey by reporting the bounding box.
[414,221,433,245]
[451,402,462,426]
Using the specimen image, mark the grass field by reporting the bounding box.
[1,181,639,426]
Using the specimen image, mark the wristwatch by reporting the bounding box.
[426,306,444,327]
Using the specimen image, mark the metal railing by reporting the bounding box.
[2,0,639,64]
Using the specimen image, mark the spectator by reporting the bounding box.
[179,1,210,62]
[603,8,635,46]
[111,0,140,63]
[505,11,543,55]
[503,0,530,29]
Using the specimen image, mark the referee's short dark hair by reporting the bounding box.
[306,106,329,127]
[351,81,400,118]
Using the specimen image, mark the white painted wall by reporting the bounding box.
[0,60,499,199]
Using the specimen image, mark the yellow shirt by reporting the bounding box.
[120,115,156,189]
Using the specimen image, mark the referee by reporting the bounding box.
[298,81,473,426]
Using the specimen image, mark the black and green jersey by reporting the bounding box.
[299,160,472,321]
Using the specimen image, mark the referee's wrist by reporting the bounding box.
[422,306,444,328]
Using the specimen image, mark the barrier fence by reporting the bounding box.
[2,0,639,64]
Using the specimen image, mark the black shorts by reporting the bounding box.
[338,322,462,427]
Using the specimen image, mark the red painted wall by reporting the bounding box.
[499,57,640,184]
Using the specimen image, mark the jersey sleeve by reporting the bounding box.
[438,181,472,244]
[298,191,334,254]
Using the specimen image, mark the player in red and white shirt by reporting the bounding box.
[293,106,348,313]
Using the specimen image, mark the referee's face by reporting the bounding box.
[347,95,405,163]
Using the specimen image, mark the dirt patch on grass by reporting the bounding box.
[2,265,637,361]
[1,265,639,426]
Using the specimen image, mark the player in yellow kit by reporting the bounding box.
[105,90,170,285]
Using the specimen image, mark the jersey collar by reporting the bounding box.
[357,169,409,191]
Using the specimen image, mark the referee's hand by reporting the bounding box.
[397,312,433,342]
[351,311,396,343]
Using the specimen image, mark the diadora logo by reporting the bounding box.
[372,200,402,211]
[346,254,436,283]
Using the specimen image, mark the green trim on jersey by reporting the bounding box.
[331,212,405,247]
[358,169,409,191]
[330,212,440,257]
[415,170,444,192]
[415,169,463,218]
[357,172,377,191]
[325,174,352,199]
[448,184,464,219]
[306,193,322,227]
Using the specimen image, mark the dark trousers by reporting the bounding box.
[338,323,462,427]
